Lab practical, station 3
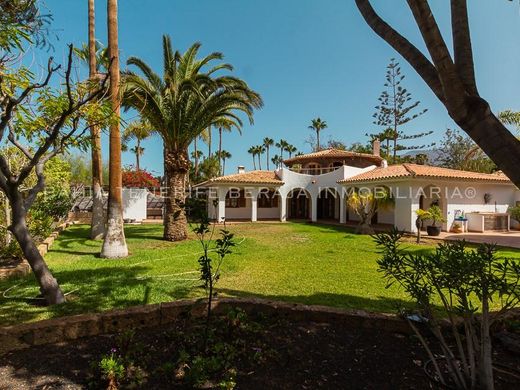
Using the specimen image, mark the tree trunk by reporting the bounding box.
[163,149,189,241]
[194,137,199,179]
[101,0,128,258]
[479,294,494,390]
[88,0,105,240]
[222,159,226,175]
[9,195,65,305]
[258,153,262,170]
[252,155,256,170]
[207,126,212,157]
[266,146,270,170]
[136,139,141,171]
[316,130,320,151]
[218,127,222,175]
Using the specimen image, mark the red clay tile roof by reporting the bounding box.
[283,148,383,165]
[199,170,283,185]
[339,163,511,183]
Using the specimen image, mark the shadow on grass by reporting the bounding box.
[0,265,152,326]
[216,288,418,314]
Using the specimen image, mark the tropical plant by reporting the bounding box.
[271,154,282,169]
[122,168,160,189]
[101,0,128,258]
[198,155,220,182]
[285,144,297,158]
[191,149,204,180]
[122,119,155,171]
[255,144,265,170]
[374,230,520,390]
[427,205,445,228]
[308,118,327,151]
[220,150,231,175]
[123,35,262,241]
[263,137,274,170]
[275,139,289,160]
[415,208,430,243]
[346,186,394,234]
[248,146,257,170]
[74,0,109,240]
[355,0,520,189]
[216,118,240,172]
[498,109,520,132]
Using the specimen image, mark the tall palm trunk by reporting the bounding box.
[163,149,189,241]
[135,139,141,171]
[316,129,320,151]
[218,127,222,175]
[88,0,105,240]
[266,146,270,170]
[222,158,226,174]
[207,126,212,157]
[194,137,199,179]
[101,0,128,258]
[252,154,256,170]
[9,192,65,304]
[257,153,262,170]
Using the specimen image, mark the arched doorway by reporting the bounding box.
[318,188,338,220]
[287,188,310,220]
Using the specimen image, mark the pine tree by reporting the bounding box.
[372,59,433,163]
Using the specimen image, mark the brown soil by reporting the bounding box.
[0,314,518,389]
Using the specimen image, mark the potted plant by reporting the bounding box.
[415,209,431,243]
[426,205,445,236]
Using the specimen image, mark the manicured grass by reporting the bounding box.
[1,222,520,326]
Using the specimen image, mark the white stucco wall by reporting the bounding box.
[122,188,148,222]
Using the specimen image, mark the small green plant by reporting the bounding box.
[373,229,520,390]
[427,205,445,227]
[414,208,431,243]
[99,351,125,390]
[508,205,520,223]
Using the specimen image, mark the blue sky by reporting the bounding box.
[33,0,520,175]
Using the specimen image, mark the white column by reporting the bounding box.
[311,195,318,222]
[339,193,346,224]
[279,194,287,222]
[249,188,259,222]
[217,187,228,223]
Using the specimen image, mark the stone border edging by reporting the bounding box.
[0,298,410,356]
[0,221,72,280]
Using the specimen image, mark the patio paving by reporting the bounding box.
[436,230,520,249]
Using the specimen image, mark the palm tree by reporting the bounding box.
[248,146,257,170]
[76,0,108,240]
[271,154,281,169]
[216,118,241,174]
[308,118,328,151]
[285,144,297,158]
[101,0,128,258]
[255,145,265,170]
[123,35,263,241]
[220,150,231,175]
[263,137,274,170]
[276,139,289,160]
[122,119,155,171]
[191,149,203,179]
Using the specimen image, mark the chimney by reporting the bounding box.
[237,165,245,174]
[372,138,381,157]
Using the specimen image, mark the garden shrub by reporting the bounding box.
[373,229,520,390]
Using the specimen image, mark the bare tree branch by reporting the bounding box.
[24,163,45,209]
[450,0,478,95]
[7,124,34,160]
[354,0,446,104]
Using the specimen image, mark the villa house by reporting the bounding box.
[199,142,520,233]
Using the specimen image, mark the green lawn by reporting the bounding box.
[1,222,520,326]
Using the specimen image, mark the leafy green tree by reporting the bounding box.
[308,118,327,151]
[285,144,297,158]
[191,149,204,180]
[275,139,289,160]
[346,186,394,234]
[372,59,431,163]
[356,0,520,190]
[199,155,220,182]
[436,129,496,173]
[374,230,520,390]
[0,46,110,304]
[123,35,262,241]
